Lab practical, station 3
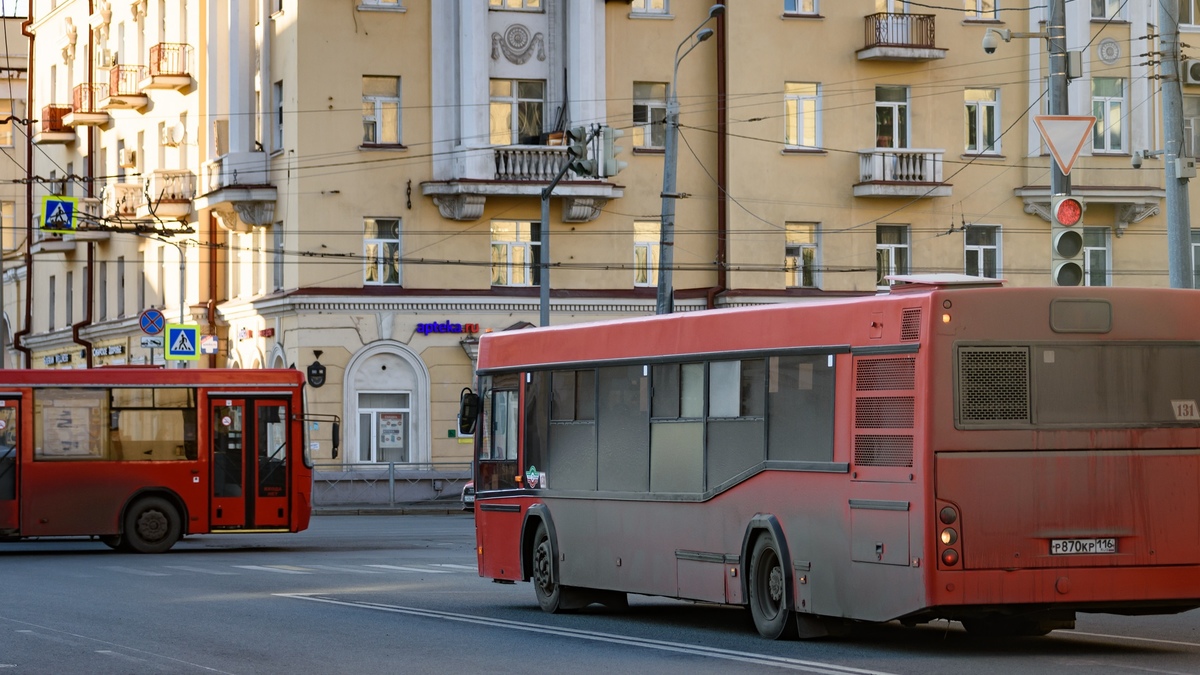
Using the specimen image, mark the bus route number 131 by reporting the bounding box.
[1172,400,1200,421]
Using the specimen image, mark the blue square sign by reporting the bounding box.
[165,324,200,361]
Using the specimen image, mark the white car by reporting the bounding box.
[461,481,475,511]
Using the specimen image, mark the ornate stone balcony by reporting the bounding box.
[194,152,276,232]
[142,169,196,220]
[854,148,951,198]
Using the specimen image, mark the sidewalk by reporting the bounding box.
[314,501,471,516]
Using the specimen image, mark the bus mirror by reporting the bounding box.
[331,421,340,459]
[459,388,480,435]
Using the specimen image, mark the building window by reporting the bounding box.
[876,225,910,288]
[66,271,73,326]
[362,76,400,146]
[491,221,540,287]
[1083,227,1110,287]
[364,217,401,285]
[489,0,541,9]
[1184,0,1200,25]
[0,201,12,252]
[490,79,544,145]
[360,0,402,7]
[633,82,667,149]
[137,252,146,311]
[49,275,56,331]
[1191,229,1200,288]
[98,261,108,320]
[0,100,12,146]
[273,223,285,291]
[964,0,996,20]
[273,80,284,151]
[117,256,126,318]
[785,222,818,288]
[1092,78,1125,153]
[358,392,411,463]
[631,0,667,14]
[634,221,660,287]
[964,225,999,278]
[785,82,820,149]
[1091,0,1123,19]
[1184,95,1200,157]
[965,88,999,154]
[875,86,909,149]
[785,0,817,15]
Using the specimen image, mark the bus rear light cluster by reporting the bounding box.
[937,503,961,568]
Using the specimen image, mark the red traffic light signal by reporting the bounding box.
[1052,195,1082,227]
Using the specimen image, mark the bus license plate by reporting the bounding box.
[1050,538,1116,555]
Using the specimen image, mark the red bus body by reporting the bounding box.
[0,368,312,552]
[469,281,1200,637]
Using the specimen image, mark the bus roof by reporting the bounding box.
[0,368,305,388]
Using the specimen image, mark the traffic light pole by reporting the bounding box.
[1048,0,1069,198]
[1159,1,1193,288]
[539,126,597,327]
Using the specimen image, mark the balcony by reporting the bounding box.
[65,83,112,127]
[193,152,276,232]
[140,43,193,91]
[854,148,951,198]
[141,169,196,220]
[72,197,110,241]
[101,66,150,110]
[104,182,145,218]
[422,144,623,222]
[32,105,75,144]
[858,13,947,61]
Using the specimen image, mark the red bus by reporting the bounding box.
[461,277,1200,638]
[0,368,328,553]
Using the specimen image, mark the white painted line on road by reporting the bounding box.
[1,618,235,674]
[102,566,170,577]
[364,565,452,574]
[306,565,384,574]
[164,565,238,576]
[232,565,312,574]
[1068,631,1200,649]
[429,564,476,570]
[278,594,898,675]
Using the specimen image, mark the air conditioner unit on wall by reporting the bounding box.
[95,48,116,69]
[1185,60,1200,86]
[118,149,137,169]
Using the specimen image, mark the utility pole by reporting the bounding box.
[1159,1,1194,288]
[1048,0,1069,198]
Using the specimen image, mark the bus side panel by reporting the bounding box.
[20,461,206,537]
[476,501,524,580]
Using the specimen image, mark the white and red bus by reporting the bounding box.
[461,276,1200,638]
[0,368,329,553]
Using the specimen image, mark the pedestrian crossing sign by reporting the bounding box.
[165,324,200,361]
[41,195,78,234]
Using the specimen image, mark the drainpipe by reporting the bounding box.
[71,243,94,368]
[714,5,728,303]
[14,16,33,368]
[207,213,217,368]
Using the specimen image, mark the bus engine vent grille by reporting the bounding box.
[958,347,1031,423]
[854,396,915,429]
[855,356,915,391]
[900,308,921,340]
[854,435,914,467]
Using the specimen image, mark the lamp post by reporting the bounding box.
[656,4,724,315]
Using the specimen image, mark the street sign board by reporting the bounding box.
[140,336,164,349]
[200,334,219,355]
[139,308,166,335]
[1034,115,1097,176]
[40,195,78,234]
[165,324,200,361]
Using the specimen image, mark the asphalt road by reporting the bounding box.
[2,515,1199,674]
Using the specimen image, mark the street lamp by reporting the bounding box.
[656,3,724,315]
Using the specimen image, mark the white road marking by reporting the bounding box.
[1068,631,1200,649]
[278,594,898,675]
[232,565,311,574]
[364,564,452,574]
[305,565,384,574]
[101,566,170,577]
[164,565,238,576]
[429,563,476,570]
[2,618,233,673]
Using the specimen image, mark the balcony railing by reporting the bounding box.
[109,65,148,97]
[493,145,602,181]
[855,148,951,198]
[864,13,936,48]
[72,83,109,113]
[149,43,193,77]
[146,169,197,202]
[39,105,72,133]
[105,182,145,218]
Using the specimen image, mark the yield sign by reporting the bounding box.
[1034,115,1096,175]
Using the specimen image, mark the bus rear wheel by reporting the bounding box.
[748,535,796,640]
[123,497,182,554]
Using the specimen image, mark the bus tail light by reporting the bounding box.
[936,501,961,568]
[941,549,959,566]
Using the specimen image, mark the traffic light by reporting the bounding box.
[600,126,628,178]
[1050,194,1084,286]
[565,126,596,177]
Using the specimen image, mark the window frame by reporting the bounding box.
[785,222,819,288]
[272,80,284,152]
[362,75,402,147]
[1091,0,1123,20]
[631,0,668,15]
[1082,226,1111,287]
[876,224,910,289]
[364,217,402,286]
[785,82,821,149]
[633,82,668,150]
[634,220,660,287]
[875,86,909,149]
[489,79,545,146]
[784,0,817,15]
[964,87,1000,154]
[964,0,996,20]
[491,220,541,287]
[357,391,412,463]
[964,224,1000,278]
[1091,78,1126,153]
[488,0,541,10]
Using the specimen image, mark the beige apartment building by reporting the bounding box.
[1,1,1196,474]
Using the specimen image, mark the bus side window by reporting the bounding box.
[767,355,836,462]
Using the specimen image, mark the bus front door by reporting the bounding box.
[211,398,291,530]
[0,398,18,535]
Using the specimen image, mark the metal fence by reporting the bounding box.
[312,461,471,507]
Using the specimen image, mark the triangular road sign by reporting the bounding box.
[1034,115,1096,175]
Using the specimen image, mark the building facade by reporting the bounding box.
[4,1,1198,476]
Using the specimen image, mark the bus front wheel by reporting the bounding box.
[748,535,797,640]
[123,497,182,554]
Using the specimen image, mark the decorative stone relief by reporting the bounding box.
[433,194,485,221]
[562,197,607,223]
[1115,203,1158,237]
[491,24,546,65]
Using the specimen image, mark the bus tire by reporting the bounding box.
[748,535,796,640]
[99,535,124,550]
[531,522,586,613]
[123,496,182,554]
